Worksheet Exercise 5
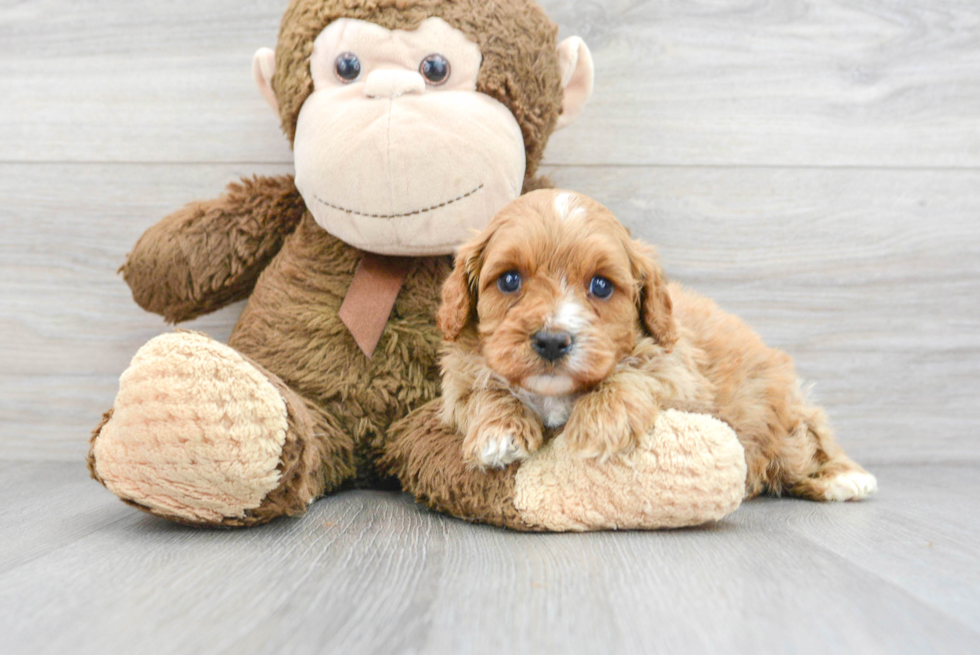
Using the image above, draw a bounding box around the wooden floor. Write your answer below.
[1,461,979,654]
[2,1,980,653]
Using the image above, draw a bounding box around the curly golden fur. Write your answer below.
[438,190,877,501]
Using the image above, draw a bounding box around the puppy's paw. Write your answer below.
[463,421,543,470]
[472,431,526,469]
[822,470,878,501]
[563,394,650,461]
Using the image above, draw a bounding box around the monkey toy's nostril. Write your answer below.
[531,330,574,363]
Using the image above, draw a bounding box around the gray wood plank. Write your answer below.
[0,0,291,164]
[544,0,980,167]
[2,1,980,167]
[774,464,980,630]
[1,463,979,655]
[2,163,977,463]
[0,461,132,575]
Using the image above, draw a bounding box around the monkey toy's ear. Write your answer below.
[555,37,594,131]
[252,47,279,115]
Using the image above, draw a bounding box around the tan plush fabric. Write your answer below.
[513,410,747,531]
[93,332,289,523]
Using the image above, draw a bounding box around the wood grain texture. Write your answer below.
[2,462,979,655]
[2,163,977,462]
[2,1,980,166]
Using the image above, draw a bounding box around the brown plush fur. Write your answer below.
[123,0,564,326]
[122,175,306,323]
[381,401,536,531]
[438,190,873,499]
[227,214,450,489]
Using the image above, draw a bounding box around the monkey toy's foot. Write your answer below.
[89,331,313,526]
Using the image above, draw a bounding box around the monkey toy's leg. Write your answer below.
[88,176,358,527]
[382,401,748,532]
[88,331,354,527]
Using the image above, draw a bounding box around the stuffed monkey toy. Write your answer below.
[87,0,747,530]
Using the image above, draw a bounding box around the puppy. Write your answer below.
[436,189,877,502]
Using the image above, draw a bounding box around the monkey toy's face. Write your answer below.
[254,9,593,257]
[294,18,522,256]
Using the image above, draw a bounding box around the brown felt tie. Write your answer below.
[339,253,414,359]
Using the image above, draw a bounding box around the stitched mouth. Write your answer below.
[313,184,484,220]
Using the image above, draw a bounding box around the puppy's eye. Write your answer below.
[497,271,522,294]
[589,276,614,299]
[420,54,450,86]
[335,52,362,82]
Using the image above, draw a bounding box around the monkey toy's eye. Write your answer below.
[589,276,614,299]
[497,271,522,294]
[420,54,451,86]
[334,52,362,83]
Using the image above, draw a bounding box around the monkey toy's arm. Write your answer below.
[122,175,306,323]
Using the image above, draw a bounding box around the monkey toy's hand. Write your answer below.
[122,175,305,323]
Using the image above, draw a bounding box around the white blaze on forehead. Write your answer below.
[553,192,585,222]
[548,298,592,335]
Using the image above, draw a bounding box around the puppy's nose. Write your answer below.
[531,330,574,362]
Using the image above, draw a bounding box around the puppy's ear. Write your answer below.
[437,239,485,341]
[629,241,679,352]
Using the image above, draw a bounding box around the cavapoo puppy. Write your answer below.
[437,189,877,501]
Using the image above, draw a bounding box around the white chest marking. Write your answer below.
[514,388,577,428]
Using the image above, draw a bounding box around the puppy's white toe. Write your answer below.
[478,433,526,469]
[823,471,878,501]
